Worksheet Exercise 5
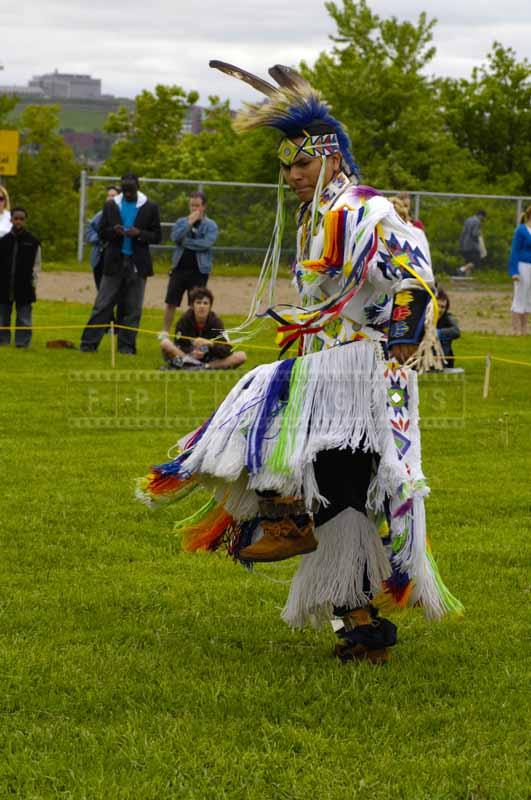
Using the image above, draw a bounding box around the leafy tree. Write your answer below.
[0,94,18,127]
[5,104,79,259]
[439,44,531,193]
[103,84,199,177]
[301,0,486,192]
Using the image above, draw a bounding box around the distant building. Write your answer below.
[0,84,45,97]
[182,106,204,135]
[28,70,102,100]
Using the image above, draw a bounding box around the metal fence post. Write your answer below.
[414,193,421,221]
[516,198,523,227]
[77,169,87,263]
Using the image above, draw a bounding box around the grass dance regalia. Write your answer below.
[137,62,462,664]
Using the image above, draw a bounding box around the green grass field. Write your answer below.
[1,300,530,799]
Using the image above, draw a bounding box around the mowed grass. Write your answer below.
[0,300,530,800]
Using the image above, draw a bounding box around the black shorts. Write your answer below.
[165,268,208,307]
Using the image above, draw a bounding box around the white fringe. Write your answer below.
[404,498,447,619]
[281,507,392,629]
[184,362,279,481]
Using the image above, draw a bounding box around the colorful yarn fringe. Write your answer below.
[136,470,198,507]
[301,209,347,273]
[245,358,295,474]
[267,357,309,474]
[179,503,235,552]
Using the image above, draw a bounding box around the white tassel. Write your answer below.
[281,507,391,629]
[406,299,445,374]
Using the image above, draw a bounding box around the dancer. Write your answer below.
[138,63,461,664]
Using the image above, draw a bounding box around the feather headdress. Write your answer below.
[210,61,359,178]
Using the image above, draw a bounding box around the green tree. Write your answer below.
[5,104,79,259]
[439,43,531,193]
[302,0,486,191]
[103,84,199,177]
[0,94,18,127]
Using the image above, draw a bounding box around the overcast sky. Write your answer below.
[1,0,529,105]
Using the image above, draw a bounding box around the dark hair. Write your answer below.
[189,287,214,306]
[189,190,207,205]
[121,173,140,187]
[476,209,487,218]
[106,185,120,193]
[436,287,450,311]
[11,206,27,217]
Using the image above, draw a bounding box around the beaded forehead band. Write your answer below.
[278,132,341,166]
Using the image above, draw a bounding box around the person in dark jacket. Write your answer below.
[0,207,41,348]
[80,174,161,354]
[159,287,246,370]
[436,288,460,368]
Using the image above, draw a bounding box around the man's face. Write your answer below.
[11,211,26,232]
[122,181,138,201]
[189,197,205,217]
[281,142,341,202]
[107,188,119,201]
[193,296,211,321]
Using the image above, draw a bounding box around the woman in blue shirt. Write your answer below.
[509,206,531,335]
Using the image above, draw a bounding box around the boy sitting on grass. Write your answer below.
[158,287,246,371]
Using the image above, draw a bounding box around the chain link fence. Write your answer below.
[78,171,530,274]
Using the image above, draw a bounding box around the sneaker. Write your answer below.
[182,355,204,368]
[160,356,184,371]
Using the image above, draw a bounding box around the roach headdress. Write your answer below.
[209,61,359,179]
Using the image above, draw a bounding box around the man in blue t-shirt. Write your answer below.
[81,173,161,354]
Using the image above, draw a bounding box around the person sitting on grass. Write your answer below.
[158,287,247,370]
[436,287,461,369]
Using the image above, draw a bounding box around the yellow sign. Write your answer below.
[0,130,20,176]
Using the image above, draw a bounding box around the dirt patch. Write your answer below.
[39,270,514,335]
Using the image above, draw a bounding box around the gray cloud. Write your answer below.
[1,0,529,105]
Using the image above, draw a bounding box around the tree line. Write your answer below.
[1,0,529,265]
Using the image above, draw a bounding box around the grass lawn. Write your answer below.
[1,301,530,799]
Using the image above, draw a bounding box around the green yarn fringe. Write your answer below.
[267,357,309,475]
[173,495,217,533]
[426,549,465,615]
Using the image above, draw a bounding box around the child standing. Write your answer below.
[0,207,41,348]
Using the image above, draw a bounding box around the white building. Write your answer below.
[28,70,102,100]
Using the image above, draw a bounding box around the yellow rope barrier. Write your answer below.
[0,323,280,353]
[1,323,530,366]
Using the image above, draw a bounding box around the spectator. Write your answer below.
[0,186,11,237]
[436,288,460,368]
[159,287,246,370]
[396,191,425,231]
[162,191,218,335]
[390,195,431,258]
[0,207,41,348]
[86,185,120,288]
[458,210,487,275]
[80,174,161,355]
[508,205,531,336]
